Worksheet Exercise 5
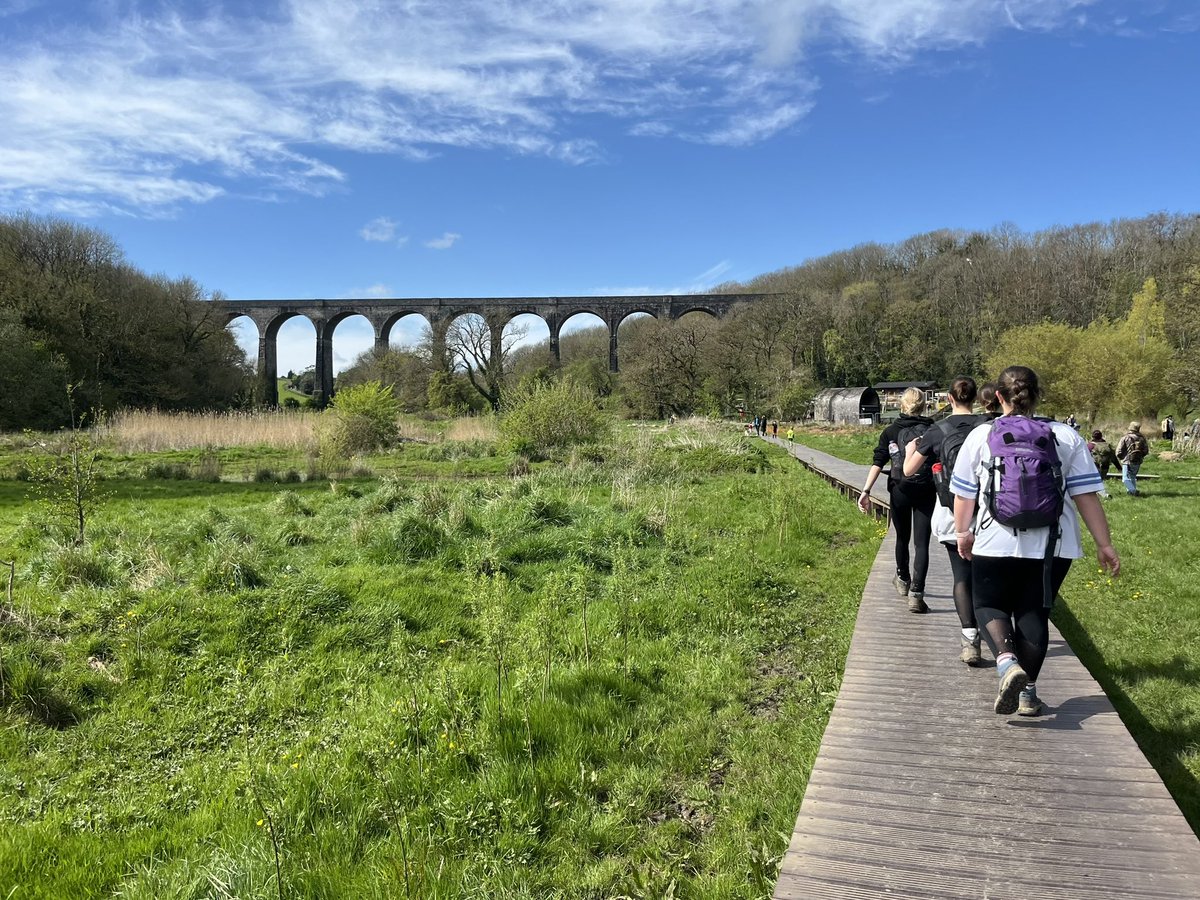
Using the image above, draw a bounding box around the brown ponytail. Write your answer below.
[996,366,1041,415]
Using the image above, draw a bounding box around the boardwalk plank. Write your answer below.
[769,438,1200,899]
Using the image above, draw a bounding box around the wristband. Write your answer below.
[955,531,973,539]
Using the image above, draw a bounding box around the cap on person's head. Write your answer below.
[1092,430,1103,440]
[1129,421,1141,432]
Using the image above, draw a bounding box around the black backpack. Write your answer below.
[890,421,934,486]
[932,416,980,507]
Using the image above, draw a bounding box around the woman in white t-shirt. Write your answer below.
[950,366,1120,717]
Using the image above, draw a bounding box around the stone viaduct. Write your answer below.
[221,293,772,407]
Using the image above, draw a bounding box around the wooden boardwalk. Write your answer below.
[768,438,1200,900]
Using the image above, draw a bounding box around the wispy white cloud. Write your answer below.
[0,0,1119,215]
[337,283,393,299]
[592,259,738,296]
[359,217,397,242]
[424,232,461,250]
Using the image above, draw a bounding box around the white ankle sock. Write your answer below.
[962,627,979,641]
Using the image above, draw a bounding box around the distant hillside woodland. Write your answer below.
[0,214,249,430]
[4,211,1199,430]
[345,212,1200,421]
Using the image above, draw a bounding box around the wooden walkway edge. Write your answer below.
[767,438,1200,899]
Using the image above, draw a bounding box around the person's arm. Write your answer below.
[858,464,883,513]
[953,496,976,559]
[903,442,929,477]
[1074,492,1120,576]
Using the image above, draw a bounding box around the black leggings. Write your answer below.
[971,555,1072,683]
[943,541,975,629]
[890,483,936,592]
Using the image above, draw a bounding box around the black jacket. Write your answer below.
[872,413,936,489]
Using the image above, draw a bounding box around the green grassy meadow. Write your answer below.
[0,424,879,899]
[792,424,1200,834]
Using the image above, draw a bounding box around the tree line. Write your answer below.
[3,209,1197,430]
[0,214,249,430]
[340,212,1200,421]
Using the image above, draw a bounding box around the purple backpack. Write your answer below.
[983,417,1065,530]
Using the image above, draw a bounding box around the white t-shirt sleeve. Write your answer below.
[1057,425,1104,496]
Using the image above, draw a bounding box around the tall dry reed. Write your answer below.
[96,410,319,453]
[96,409,500,453]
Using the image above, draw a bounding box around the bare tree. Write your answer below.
[443,314,527,410]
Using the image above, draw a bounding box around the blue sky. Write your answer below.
[2,1,1198,375]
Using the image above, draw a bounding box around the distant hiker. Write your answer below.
[786,426,795,443]
[1088,430,1117,481]
[858,387,936,613]
[952,366,1120,717]
[771,420,778,437]
[1115,422,1150,496]
[1065,413,1078,430]
[904,377,983,663]
[1163,415,1175,441]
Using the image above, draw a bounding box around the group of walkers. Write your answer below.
[750,415,779,438]
[858,367,1121,717]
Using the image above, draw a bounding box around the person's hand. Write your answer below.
[956,531,974,560]
[857,490,871,514]
[1097,544,1120,577]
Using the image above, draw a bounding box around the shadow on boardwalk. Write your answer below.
[767,438,1200,900]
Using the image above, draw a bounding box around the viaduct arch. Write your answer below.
[222,293,771,407]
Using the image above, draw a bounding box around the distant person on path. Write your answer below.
[786,426,795,443]
[952,366,1120,716]
[1116,422,1150,496]
[858,388,937,613]
[1088,430,1117,481]
[771,420,778,437]
[903,377,983,664]
[1065,413,1078,430]
[1163,415,1175,441]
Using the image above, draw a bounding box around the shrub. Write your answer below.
[320,381,400,457]
[499,380,612,457]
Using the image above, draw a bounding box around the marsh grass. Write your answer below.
[0,423,877,898]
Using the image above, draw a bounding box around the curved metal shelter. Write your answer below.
[812,387,881,425]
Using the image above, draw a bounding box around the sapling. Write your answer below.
[25,386,107,546]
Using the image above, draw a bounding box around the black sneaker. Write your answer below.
[907,591,928,613]
[892,574,910,597]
